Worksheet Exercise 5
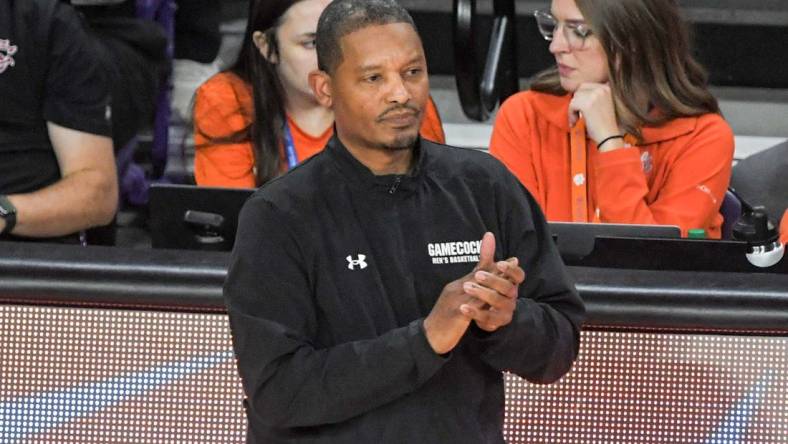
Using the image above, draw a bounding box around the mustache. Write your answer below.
[376,104,421,122]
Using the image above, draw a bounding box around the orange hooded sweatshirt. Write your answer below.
[490,91,734,238]
[193,71,446,188]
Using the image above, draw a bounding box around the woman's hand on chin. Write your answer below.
[569,83,626,151]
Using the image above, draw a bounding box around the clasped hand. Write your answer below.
[423,232,525,354]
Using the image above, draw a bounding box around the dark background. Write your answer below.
[216,1,788,88]
[411,12,788,89]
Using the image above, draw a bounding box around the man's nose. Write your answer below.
[386,75,412,103]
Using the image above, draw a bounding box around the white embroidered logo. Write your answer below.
[427,240,481,265]
[696,184,717,204]
[346,254,368,270]
[0,39,18,74]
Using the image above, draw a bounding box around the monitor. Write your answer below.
[149,184,254,251]
[549,222,681,259]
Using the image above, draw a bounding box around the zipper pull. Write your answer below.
[388,176,402,194]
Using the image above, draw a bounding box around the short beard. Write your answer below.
[380,132,418,151]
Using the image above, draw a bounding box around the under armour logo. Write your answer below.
[0,39,18,74]
[346,254,368,270]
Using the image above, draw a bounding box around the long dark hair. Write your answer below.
[228,0,299,185]
[530,0,719,141]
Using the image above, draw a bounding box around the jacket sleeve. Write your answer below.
[488,94,542,203]
[42,2,112,138]
[193,75,257,188]
[470,165,585,384]
[593,114,734,237]
[224,196,448,428]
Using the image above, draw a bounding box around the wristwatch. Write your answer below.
[0,194,17,235]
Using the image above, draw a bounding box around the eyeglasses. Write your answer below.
[533,10,593,51]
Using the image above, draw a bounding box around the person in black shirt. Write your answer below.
[224,1,585,442]
[0,0,117,241]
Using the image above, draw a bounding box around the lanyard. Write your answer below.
[569,119,637,222]
[283,122,298,170]
[570,118,590,222]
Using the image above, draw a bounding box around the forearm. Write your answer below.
[232,313,446,428]
[7,168,117,237]
[593,149,657,223]
[193,144,256,188]
[594,115,734,236]
[594,147,731,235]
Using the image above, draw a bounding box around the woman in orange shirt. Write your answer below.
[489,0,734,238]
[194,0,445,188]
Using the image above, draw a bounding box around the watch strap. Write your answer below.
[0,194,17,235]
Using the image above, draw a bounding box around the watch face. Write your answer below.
[0,197,15,217]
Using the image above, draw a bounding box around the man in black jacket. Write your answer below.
[224,1,585,442]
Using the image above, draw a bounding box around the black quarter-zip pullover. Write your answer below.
[225,136,585,443]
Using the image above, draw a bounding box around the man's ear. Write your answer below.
[309,69,333,108]
[252,30,277,64]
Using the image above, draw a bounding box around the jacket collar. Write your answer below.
[325,134,425,194]
[530,91,698,145]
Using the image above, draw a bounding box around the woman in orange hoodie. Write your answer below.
[489,0,734,238]
[193,0,445,188]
